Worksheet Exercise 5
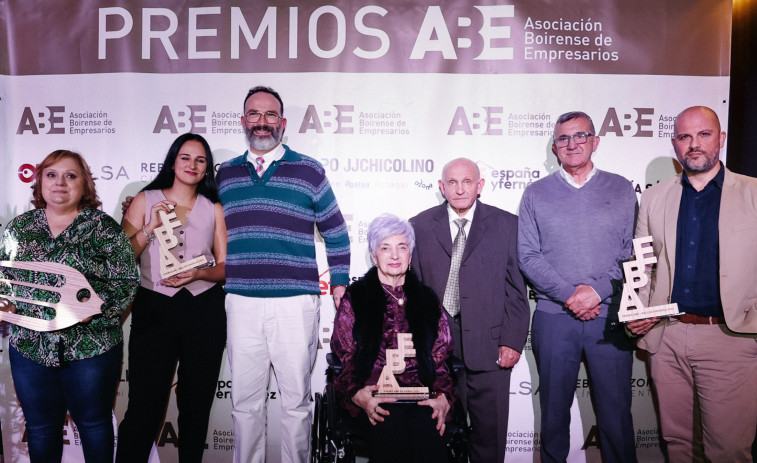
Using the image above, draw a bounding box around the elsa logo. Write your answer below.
[18,164,36,183]
[16,106,66,134]
[153,105,207,134]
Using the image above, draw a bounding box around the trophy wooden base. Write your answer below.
[373,390,439,402]
[160,255,208,279]
[618,303,684,323]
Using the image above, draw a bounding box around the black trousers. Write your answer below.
[348,402,448,463]
[116,284,226,463]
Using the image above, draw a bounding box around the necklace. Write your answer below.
[382,285,405,306]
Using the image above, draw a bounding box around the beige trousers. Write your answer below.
[649,319,757,463]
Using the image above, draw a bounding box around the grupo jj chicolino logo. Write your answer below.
[16,106,116,135]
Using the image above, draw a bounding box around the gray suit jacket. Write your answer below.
[410,201,530,371]
[636,167,757,353]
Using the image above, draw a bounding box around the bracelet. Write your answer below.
[141,225,155,244]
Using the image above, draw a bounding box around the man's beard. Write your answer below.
[678,148,719,173]
[245,124,283,151]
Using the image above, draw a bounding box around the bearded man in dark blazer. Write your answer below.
[410,157,530,462]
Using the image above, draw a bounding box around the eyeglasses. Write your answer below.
[554,132,594,148]
[245,111,281,124]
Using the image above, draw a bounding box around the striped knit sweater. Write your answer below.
[217,145,351,297]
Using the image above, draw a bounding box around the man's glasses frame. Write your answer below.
[245,111,281,124]
[553,132,594,148]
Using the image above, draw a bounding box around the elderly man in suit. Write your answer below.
[410,157,530,462]
[518,111,638,463]
[628,106,757,462]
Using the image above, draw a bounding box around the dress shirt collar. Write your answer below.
[559,165,597,189]
[446,200,476,239]
[680,161,725,191]
[246,143,285,173]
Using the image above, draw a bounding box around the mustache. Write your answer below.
[250,125,274,135]
[687,148,705,155]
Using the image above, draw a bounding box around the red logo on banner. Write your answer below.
[18,164,36,183]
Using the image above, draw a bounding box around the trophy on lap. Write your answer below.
[373,332,437,402]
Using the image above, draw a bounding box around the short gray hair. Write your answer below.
[367,214,416,256]
[553,111,595,138]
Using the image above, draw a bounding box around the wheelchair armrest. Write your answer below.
[448,355,464,375]
[326,352,343,376]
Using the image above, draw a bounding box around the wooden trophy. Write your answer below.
[617,236,683,322]
[154,206,209,280]
[373,333,436,401]
[0,260,104,331]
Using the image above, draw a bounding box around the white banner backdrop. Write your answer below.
[0,0,731,461]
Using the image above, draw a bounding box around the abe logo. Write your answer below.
[448,106,507,135]
[16,106,66,135]
[410,5,514,60]
[298,105,354,134]
[597,107,655,138]
[153,105,207,134]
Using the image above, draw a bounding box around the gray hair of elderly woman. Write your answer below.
[367,214,416,256]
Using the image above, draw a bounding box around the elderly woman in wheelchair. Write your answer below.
[330,214,455,462]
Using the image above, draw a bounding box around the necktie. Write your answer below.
[443,218,468,317]
[255,156,264,174]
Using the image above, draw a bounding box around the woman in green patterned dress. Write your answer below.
[0,150,139,462]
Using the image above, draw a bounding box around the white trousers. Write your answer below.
[226,293,320,463]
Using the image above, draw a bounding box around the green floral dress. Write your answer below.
[0,208,139,367]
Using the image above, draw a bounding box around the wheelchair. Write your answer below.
[311,353,469,463]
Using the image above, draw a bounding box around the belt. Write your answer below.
[673,314,725,325]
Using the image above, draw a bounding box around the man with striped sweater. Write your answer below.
[217,86,351,463]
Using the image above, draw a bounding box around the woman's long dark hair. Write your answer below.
[141,133,219,203]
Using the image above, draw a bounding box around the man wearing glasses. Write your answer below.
[517,111,638,462]
[217,86,351,463]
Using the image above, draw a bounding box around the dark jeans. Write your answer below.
[10,343,122,463]
[116,284,226,463]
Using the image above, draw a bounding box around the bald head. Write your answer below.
[442,158,481,183]
[439,158,484,216]
[674,106,721,137]
[671,105,725,176]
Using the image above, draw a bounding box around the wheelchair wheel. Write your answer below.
[311,392,327,463]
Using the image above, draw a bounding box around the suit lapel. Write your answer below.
[462,201,484,263]
[432,204,453,257]
[663,177,682,285]
[718,168,734,236]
